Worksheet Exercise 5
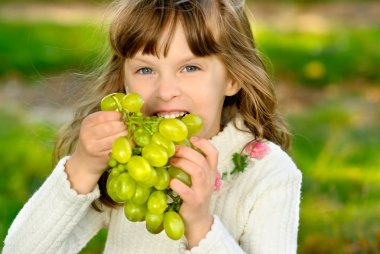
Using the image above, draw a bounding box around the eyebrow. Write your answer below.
[127,57,155,65]
[129,55,206,66]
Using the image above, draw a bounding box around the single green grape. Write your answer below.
[142,143,168,168]
[168,165,192,187]
[147,190,168,214]
[124,202,147,222]
[131,185,152,205]
[133,128,152,147]
[154,167,170,191]
[139,168,158,188]
[106,170,123,203]
[126,156,153,183]
[181,113,203,137]
[108,157,118,168]
[112,136,132,164]
[163,211,185,240]
[151,132,175,157]
[100,93,125,111]
[145,211,164,234]
[159,118,188,142]
[115,172,136,202]
[122,92,144,113]
[117,163,126,172]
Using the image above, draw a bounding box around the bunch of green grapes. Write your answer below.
[100,92,203,240]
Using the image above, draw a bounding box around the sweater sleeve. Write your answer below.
[179,215,245,254]
[3,156,108,254]
[240,167,302,253]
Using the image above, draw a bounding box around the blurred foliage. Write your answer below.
[0,21,106,81]
[257,27,380,87]
[0,109,56,246]
[1,19,379,87]
[287,92,380,253]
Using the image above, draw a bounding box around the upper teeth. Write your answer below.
[157,112,187,118]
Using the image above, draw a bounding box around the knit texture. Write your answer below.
[3,118,302,254]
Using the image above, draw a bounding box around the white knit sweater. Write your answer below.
[3,118,302,254]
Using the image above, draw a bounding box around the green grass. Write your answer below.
[0,21,107,81]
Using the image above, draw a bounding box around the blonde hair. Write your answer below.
[54,0,290,209]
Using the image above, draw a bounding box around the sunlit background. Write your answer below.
[0,0,379,253]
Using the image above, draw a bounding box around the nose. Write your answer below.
[155,73,181,102]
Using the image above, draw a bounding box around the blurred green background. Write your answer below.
[0,0,379,253]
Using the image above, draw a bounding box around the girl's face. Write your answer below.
[124,24,239,139]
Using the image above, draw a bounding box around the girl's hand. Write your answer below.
[169,136,218,248]
[65,111,127,194]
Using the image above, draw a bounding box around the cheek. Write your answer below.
[197,108,223,138]
[128,85,148,99]
[129,89,152,115]
[198,120,218,139]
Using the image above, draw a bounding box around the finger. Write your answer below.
[90,121,127,140]
[170,157,209,189]
[173,145,206,167]
[189,137,218,172]
[84,111,123,127]
[82,128,127,155]
[97,130,129,152]
[170,178,195,203]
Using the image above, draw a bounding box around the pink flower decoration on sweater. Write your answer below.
[213,171,222,191]
[244,141,269,159]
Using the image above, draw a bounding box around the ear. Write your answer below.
[224,79,241,96]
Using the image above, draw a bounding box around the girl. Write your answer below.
[3,0,302,253]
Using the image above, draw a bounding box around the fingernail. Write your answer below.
[190,136,199,142]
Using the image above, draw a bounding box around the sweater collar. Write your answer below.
[209,117,253,174]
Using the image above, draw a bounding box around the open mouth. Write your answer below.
[155,111,189,119]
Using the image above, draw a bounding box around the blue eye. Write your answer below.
[137,67,153,75]
[183,65,199,72]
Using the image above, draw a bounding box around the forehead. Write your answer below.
[111,1,221,58]
[139,23,194,58]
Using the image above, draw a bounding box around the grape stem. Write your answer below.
[111,95,124,112]
[121,112,160,139]
[165,189,182,213]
